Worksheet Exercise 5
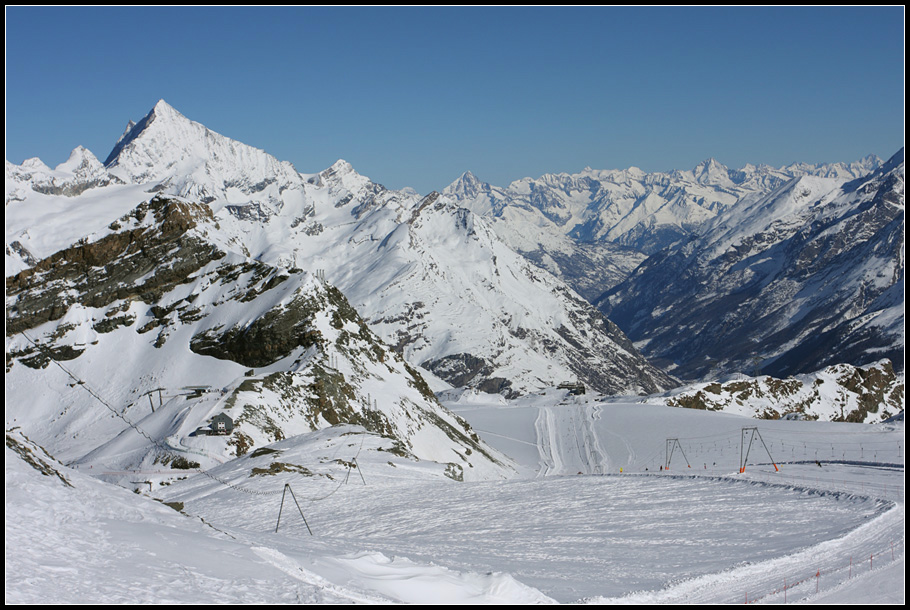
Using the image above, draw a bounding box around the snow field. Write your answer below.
[445,393,904,603]
[6,391,904,604]
[143,395,903,603]
[290,474,892,603]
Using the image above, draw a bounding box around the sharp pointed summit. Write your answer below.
[102,100,181,167]
[443,170,493,200]
[693,157,732,186]
[102,100,304,205]
[151,97,180,116]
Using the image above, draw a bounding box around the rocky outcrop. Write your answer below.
[6,196,222,337]
[654,360,904,423]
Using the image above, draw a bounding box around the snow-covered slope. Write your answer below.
[6,100,677,397]
[600,149,905,381]
[6,194,514,481]
[5,427,545,604]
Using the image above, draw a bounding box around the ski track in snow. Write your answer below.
[534,404,613,476]
[534,407,558,475]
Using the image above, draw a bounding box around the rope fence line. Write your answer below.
[651,435,903,458]
[742,538,904,604]
[629,465,905,504]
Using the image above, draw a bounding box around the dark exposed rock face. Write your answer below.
[421,353,520,398]
[422,353,495,389]
[190,293,323,368]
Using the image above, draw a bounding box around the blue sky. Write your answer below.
[5,6,905,194]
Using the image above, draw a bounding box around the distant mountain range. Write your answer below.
[600,150,904,380]
[442,148,903,382]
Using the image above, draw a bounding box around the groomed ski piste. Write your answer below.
[6,388,904,604]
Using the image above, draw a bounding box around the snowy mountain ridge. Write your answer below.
[440,154,883,304]
[6,99,677,398]
[443,153,881,256]
[103,99,309,211]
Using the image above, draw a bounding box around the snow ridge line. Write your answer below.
[251,547,392,604]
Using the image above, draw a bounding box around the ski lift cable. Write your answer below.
[18,329,287,496]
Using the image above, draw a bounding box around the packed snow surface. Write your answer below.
[6,391,904,604]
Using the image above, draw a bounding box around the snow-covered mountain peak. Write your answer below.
[6,146,121,204]
[150,97,182,118]
[114,120,137,149]
[326,158,355,175]
[456,170,480,185]
[444,170,491,199]
[20,157,51,172]
[317,158,377,199]
[442,172,507,217]
[693,157,732,186]
[102,100,183,167]
[319,159,368,187]
[56,146,103,174]
[860,152,884,167]
[101,100,305,208]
